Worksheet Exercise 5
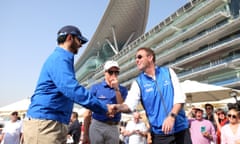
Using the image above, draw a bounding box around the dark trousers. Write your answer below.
[151,128,192,144]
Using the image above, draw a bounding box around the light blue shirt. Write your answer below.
[27,47,107,124]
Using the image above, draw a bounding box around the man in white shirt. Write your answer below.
[124,111,148,144]
[0,111,23,144]
[113,47,192,144]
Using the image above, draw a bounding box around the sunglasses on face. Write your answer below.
[107,70,119,76]
[227,114,237,119]
[136,55,143,60]
[217,112,224,116]
[206,107,212,110]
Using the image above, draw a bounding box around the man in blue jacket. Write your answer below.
[114,47,192,144]
[23,25,112,144]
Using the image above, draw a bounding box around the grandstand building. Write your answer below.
[75,0,240,91]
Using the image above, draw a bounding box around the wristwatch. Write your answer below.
[169,112,177,118]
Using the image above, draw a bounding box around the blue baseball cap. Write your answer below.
[57,25,88,44]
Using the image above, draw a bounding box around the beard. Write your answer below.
[70,42,79,54]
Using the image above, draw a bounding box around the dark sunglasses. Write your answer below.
[227,114,237,119]
[136,55,143,59]
[217,112,224,115]
[107,70,119,76]
[206,107,212,110]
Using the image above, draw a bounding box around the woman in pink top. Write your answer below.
[221,108,240,144]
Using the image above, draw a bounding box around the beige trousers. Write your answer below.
[23,119,68,144]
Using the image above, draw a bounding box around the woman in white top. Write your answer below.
[221,107,240,144]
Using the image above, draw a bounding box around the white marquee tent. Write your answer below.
[0,98,86,117]
[181,80,240,103]
[0,98,30,115]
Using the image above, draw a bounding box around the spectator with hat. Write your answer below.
[83,60,128,144]
[189,108,216,144]
[23,25,114,144]
[0,111,23,144]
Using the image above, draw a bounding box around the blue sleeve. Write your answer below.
[48,55,107,114]
[89,85,97,96]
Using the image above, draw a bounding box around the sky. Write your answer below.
[0,0,189,107]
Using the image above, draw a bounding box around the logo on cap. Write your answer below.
[57,25,88,44]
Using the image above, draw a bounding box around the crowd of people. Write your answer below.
[0,25,239,144]
[0,104,239,144]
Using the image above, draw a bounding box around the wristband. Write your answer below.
[169,112,177,118]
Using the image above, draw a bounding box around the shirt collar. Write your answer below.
[101,80,110,88]
[55,47,74,58]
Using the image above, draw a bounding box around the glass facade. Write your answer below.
[76,0,240,91]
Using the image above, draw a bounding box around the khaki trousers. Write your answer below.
[23,119,68,144]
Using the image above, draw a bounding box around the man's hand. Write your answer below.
[106,104,117,117]
[110,104,131,113]
[202,131,212,140]
[162,116,175,134]
[110,78,119,89]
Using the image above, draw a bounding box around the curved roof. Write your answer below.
[75,0,149,70]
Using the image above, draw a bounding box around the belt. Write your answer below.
[93,119,119,125]
[105,121,119,125]
[103,121,119,125]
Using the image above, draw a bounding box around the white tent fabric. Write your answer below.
[0,98,30,113]
[181,80,240,103]
[0,99,86,117]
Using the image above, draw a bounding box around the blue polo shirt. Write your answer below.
[90,80,128,122]
[27,47,108,124]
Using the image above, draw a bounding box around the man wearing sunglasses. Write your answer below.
[23,25,114,144]
[204,103,216,130]
[0,111,23,144]
[113,47,192,144]
[83,60,128,144]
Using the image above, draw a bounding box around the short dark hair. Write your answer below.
[137,47,156,63]
[57,35,67,44]
[11,111,18,116]
[72,111,78,118]
[205,103,214,110]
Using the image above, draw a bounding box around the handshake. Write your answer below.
[106,104,129,117]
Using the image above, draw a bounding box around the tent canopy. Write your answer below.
[0,98,30,113]
[0,99,86,117]
[181,80,240,103]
